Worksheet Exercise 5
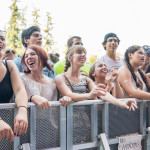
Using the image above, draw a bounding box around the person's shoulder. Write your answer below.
[44,75,55,84]
[95,54,106,63]
[118,65,129,74]
[55,73,64,80]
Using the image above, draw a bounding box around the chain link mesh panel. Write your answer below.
[109,103,140,139]
[0,108,14,150]
[73,105,91,144]
[97,104,102,134]
[36,107,60,149]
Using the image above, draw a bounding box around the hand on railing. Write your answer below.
[119,99,138,111]
[0,119,14,143]
[59,96,72,107]
[31,95,51,109]
[14,107,28,136]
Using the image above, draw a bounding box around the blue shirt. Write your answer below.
[14,56,56,79]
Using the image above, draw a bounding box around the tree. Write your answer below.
[32,8,40,26]
[43,12,54,52]
[6,0,26,56]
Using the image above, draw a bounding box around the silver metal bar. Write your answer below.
[60,106,67,150]
[66,105,73,150]
[91,104,98,142]
[30,105,36,150]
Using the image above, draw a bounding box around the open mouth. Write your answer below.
[28,61,35,67]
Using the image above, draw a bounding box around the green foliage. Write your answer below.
[32,8,40,26]
[43,12,54,52]
[6,0,26,56]
[5,0,54,55]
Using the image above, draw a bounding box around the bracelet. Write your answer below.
[18,106,28,110]
[30,95,34,102]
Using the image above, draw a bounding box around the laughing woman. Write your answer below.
[89,61,124,98]
[21,45,71,108]
[0,30,28,142]
[118,45,150,99]
[55,45,137,110]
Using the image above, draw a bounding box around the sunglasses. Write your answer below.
[5,49,16,55]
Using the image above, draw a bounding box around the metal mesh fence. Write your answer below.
[97,104,103,135]
[35,107,60,149]
[0,108,14,150]
[109,103,140,139]
[73,105,91,144]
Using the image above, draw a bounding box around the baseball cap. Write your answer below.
[142,45,150,54]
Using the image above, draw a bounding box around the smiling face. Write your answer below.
[129,48,145,66]
[104,37,118,52]
[69,48,87,67]
[92,61,108,78]
[0,32,6,59]
[25,48,40,72]
[25,31,42,48]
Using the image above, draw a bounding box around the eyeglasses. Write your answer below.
[5,49,16,55]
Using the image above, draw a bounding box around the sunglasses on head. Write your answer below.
[5,49,16,55]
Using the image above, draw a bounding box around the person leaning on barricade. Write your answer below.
[20,44,72,108]
[89,61,125,98]
[55,45,137,110]
[118,45,150,99]
[0,30,28,142]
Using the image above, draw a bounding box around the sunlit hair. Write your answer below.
[64,45,87,72]
[89,62,97,81]
[124,45,150,91]
[21,45,54,74]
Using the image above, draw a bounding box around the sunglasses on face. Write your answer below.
[5,49,16,55]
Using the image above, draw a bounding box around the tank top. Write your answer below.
[0,61,13,103]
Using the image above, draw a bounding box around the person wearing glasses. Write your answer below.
[96,33,125,74]
[14,26,56,79]
[54,36,91,77]
[2,48,17,60]
[118,45,150,99]
[0,30,28,142]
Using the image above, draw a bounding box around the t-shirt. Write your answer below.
[96,54,125,73]
[14,56,56,79]
[54,60,91,76]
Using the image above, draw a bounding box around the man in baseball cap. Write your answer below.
[96,32,124,73]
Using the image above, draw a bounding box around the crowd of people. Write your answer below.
[1,25,150,143]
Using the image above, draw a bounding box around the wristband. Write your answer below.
[18,106,27,110]
[30,95,34,102]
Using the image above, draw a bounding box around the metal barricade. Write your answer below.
[0,99,149,150]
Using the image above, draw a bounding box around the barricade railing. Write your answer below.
[0,99,149,150]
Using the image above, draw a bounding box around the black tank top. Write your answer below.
[0,61,13,103]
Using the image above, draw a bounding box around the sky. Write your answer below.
[1,0,150,60]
